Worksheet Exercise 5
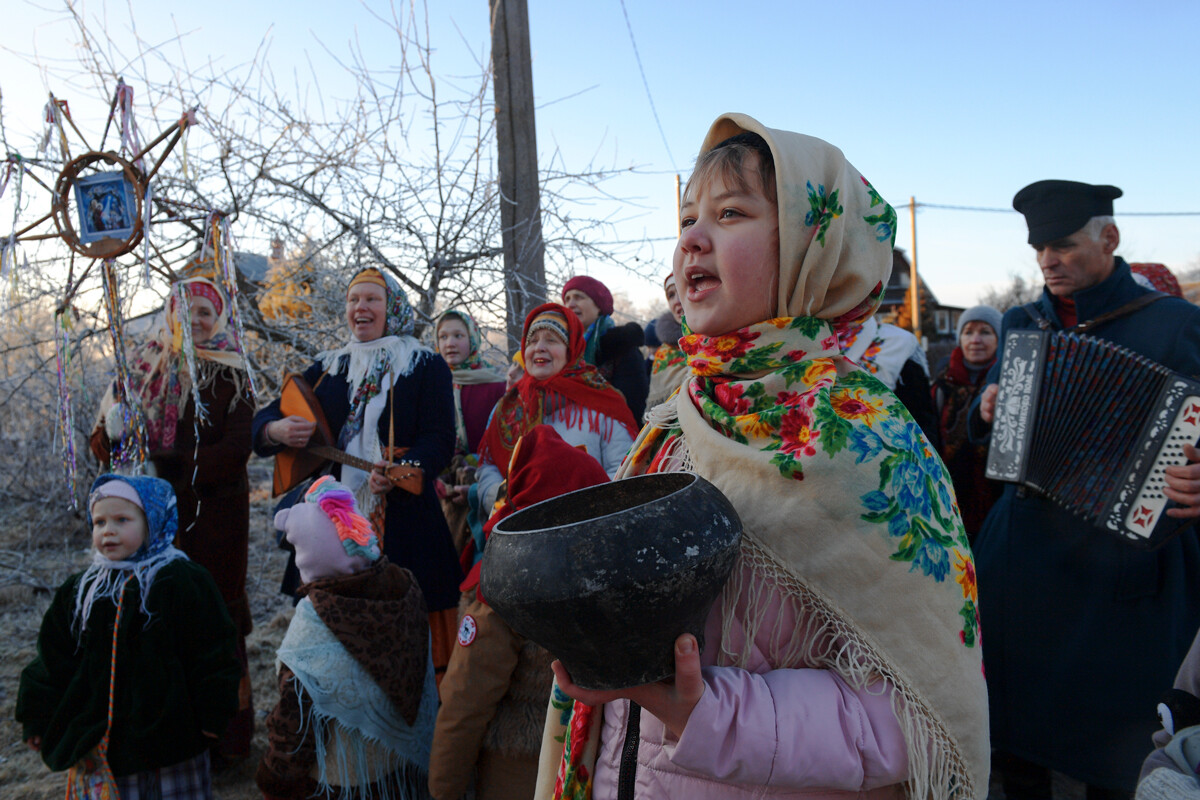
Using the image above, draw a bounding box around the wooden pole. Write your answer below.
[909,196,921,342]
[675,173,682,235]
[490,0,546,355]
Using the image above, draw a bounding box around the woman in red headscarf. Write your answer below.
[473,303,640,518]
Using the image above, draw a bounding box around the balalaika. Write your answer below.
[986,330,1200,550]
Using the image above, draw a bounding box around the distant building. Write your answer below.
[178,248,268,284]
[877,249,964,344]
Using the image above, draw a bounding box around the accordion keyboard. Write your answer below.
[1125,397,1200,538]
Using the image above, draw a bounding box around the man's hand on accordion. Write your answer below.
[1164,443,1200,520]
[980,384,999,424]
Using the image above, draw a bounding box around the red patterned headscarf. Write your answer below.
[1130,262,1183,298]
[478,302,639,478]
[181,280,224,316]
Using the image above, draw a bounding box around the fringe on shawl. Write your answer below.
[189,360,250,414]
[71,547,189,639]
[543,392,616,442]
[316,336,429,390]
[631,398,977,800]
[318,338,432,515]
[291,676,430,800]
[718,537,975,800]
[637,393,689,474]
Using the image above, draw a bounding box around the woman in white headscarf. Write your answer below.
[253,267,463,685]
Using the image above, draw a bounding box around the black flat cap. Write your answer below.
[1012,180,1123,245]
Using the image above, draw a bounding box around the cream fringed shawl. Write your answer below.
[665,330,987,799]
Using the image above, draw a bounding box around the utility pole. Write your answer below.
[909,196,922,343]
[675,174,682,235]
[490,0,546,354]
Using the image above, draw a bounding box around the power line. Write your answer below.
[617,0,677,170]
[590,204,1200,246]
[909,201,1200,216]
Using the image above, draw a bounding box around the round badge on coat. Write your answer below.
[457,614,477,647]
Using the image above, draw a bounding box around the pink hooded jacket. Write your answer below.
[589,561,910,799]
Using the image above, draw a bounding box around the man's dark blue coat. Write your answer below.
[971,258,1200,791]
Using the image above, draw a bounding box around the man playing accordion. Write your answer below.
[971,180,1200,799]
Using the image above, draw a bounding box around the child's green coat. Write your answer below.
[16,559,240,776]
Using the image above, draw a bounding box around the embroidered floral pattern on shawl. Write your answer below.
[613,319,985,798]
[836,322,884,373]
[650,343,686,376]
[627,317,980,649]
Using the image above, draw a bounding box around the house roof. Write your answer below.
[881,249,940,307]
[178,249,269,284]
[233,251,268,283]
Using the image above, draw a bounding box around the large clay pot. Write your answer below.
[481,472,742,690]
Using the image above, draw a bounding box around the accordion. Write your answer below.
[985,330,1200,550]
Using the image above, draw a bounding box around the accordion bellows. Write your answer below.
[987,330,1200,549]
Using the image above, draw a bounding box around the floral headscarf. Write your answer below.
[74,474,187,636]
[348,266,415,337]
[99,277,247,454]
[836,316,927,390]
[541,115,987,800]
[698,116,898,322]
[645,274,689,415]
[435,309,505,384]
[1130,262,1184,298]
[478,303,638,479]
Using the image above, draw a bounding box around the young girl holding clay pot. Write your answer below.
[539,114,989,800]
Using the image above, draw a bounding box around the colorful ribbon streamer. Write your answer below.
[101,260,148,471]
[54,310,78,508]
[204,213,259,403]
[111,79,145,173]
[174,282,210,427]
[141,182,153,289]
[40,96,71,162]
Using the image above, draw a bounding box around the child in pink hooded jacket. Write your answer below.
[537,115,990,800]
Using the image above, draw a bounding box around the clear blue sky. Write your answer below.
[3,0,1198,309]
